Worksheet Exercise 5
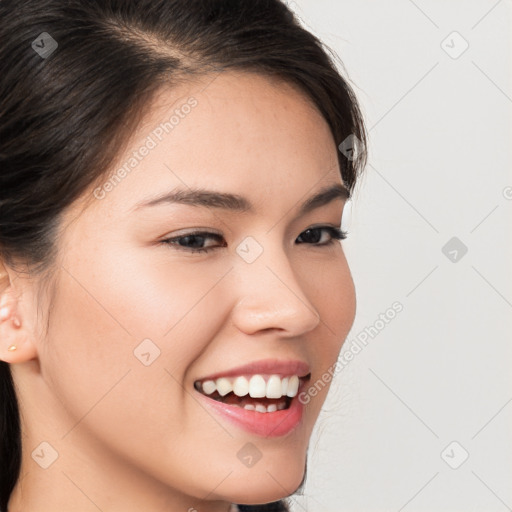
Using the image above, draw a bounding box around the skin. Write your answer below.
[0,70,356,512]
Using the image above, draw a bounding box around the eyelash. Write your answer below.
[160,226,348,254]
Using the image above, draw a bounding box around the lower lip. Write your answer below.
[195,383,307,438]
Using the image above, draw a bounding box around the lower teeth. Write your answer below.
[242,402,287,413]
[198,388,291,412]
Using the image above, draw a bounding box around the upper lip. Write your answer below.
[194,359,311,382]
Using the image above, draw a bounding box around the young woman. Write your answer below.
[0,1,368,510]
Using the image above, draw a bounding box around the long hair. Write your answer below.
[0,1,368,510]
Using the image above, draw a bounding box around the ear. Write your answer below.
[0,260,38,364]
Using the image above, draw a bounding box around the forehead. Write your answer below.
[144,69,334,151]
[70,70,341,223]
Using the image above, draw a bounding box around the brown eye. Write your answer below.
[296,226,347,245]
[160,231,226,254]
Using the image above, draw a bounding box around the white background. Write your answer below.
[285,1,512,511]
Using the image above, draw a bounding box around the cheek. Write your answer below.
[41,248,229,426]
[306,250,356,344]
[39,265,217,474]
[40,270,147,426]
[302,252,356,409]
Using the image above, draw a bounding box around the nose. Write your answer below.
[230,238,321,338]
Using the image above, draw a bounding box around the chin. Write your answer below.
[223,459,306,505]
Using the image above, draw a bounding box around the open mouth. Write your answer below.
[193,373,311,413]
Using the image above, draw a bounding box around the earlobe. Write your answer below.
[0,301,37,364]
[0,262,38,363]
[0,302,35,363]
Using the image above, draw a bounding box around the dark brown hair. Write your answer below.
[0,0,368,510]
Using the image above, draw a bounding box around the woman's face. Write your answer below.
[15,71,356,509]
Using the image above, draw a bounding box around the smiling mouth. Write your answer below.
[193,373,311,413]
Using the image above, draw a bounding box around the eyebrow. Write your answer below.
[132,183,350,216]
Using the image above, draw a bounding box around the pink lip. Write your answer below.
[195,358,311,382]
[195,378,309,438]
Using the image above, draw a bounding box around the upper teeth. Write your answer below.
[198,374,301,399]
